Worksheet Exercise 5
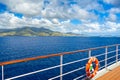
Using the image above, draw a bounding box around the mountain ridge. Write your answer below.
[0,27,80,36]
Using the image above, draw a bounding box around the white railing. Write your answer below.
[0,44,120,80]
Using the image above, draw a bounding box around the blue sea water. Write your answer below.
[0,36,120,80]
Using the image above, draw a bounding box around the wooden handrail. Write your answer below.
[0,44,119,66]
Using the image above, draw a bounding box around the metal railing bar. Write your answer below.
[6,64,61,80]
[89,44,117,50]
[95,52,105,58]
[99,65,105,70]
[117,49,120,54]
[1,44,120,80]
[107,60,116,66]
[62,66,85,76]
[107,55,116,60]
[2,65,4,80]
[63,57,89,66]
[5,58,88,80]
[60,55,63,80]
[49,66,85,80]
[0,44,119,66]
[95,50,116,58]
[88,50,91,58]
[73,74,86,80]
[99,59,105,63]
[48,75,60,80]
[5,53,118,80]
[107,50,116,54]
[116,45,119,63]
[105,47,108,68]
[0,49,88,66]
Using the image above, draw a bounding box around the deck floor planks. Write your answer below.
[96,66,120,80]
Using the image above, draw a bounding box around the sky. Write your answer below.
[0,0,120,36]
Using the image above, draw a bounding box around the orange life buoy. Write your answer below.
[86,57,99,79]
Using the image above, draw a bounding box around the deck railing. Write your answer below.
[0,44,120,80]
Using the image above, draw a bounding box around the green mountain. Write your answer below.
[0,27,80,36]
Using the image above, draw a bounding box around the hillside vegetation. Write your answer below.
[0,27,80,36]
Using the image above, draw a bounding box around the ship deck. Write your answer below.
[96,66,120,80]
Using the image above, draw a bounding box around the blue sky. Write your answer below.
[0,0,120,36]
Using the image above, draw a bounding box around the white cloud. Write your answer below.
[68,21,120,34]
[52,18,60,24]
[106,13,117,22]
[0,12,53,29]
[0,0,98,20]
[0,0,120,36]
[0,0,44,16]
[101,21,120,34]
[109,8,120,13]
[0,12,119,36]
[76,0,103,11]
[84,22,100,32]
[104,0,120,7]
[71,5,97,20]
[0,12,21,28]
[72,29,80,33]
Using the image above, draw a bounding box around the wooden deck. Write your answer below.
[96,66,120,80]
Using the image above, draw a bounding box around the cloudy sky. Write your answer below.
[0,0,120,36]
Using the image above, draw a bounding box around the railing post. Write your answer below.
[116,45,118,63]
[88,50,91,58]
[105,47,108,68]
[60,55,63,80]
[2,65,4,80]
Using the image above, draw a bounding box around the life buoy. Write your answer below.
[86,57,99,79]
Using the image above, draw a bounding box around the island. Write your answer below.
[0,27,80,36]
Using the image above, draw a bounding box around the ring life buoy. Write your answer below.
[86,57,99,79]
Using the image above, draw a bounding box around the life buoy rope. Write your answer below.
[86,57,99,79]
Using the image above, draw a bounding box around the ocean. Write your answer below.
[0,36,120,80]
